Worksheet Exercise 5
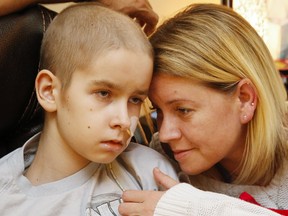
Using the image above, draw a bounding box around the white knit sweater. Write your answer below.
[154,183,281,216]
[150,133,288,216]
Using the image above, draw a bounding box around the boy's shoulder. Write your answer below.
[124,142,167,160]
[117,142,178,188]
[121,142,177,175]
[0,147,24,190]
[0,133,39,178]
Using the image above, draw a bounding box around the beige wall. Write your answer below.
[150,0,220,23]
[45,0,220,24]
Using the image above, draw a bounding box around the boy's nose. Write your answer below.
[110,105,131,131]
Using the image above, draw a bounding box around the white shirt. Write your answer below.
[0,133,178,216]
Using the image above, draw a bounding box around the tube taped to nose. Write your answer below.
[125,116,138,145]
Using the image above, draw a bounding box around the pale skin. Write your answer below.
[119,73,258,215]
[0,0,158,35]
[24,49,152,185]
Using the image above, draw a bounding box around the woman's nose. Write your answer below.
[158,117,181,143]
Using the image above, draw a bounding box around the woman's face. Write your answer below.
[148,73,247,175]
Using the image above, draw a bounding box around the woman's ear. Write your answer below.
[35,70,59,112]
[237,78,258,124]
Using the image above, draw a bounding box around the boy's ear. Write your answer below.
[237,78,258,124]
[35,69,59,112]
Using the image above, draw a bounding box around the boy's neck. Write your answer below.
[24,132,90,185]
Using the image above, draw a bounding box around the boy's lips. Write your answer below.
[100,139,125,152]
[109,139,123,144]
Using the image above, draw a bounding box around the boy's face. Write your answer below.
[54,49,153,165]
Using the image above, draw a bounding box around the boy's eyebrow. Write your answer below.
[90,80,119,89]
[90,80,149,95]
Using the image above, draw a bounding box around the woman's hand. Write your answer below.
[100,0,158,35]
[118,168,178,216]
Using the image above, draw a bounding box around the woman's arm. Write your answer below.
[0,0,158,35]
[0,0,69,16]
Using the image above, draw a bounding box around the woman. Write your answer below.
[119,3,288,216]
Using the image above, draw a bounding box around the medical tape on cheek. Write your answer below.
[125,116,139,146]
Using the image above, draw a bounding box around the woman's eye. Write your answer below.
[177,107,192,114]
[129,97,143,105]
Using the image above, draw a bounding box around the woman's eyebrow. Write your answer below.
[166,99,196,106]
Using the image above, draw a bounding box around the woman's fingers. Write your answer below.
[118,168,178,215]
[119,190,165,216]
[153,167,178,189]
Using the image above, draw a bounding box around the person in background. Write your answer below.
[0,3,177,215]
[0,0,158,35]
[119,3,288,216]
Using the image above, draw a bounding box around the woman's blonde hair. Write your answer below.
[150,3,288,185]
[39,2,153,89]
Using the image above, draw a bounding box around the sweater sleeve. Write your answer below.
[154,183,281,216]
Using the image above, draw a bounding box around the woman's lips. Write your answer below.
[173,149,191,161]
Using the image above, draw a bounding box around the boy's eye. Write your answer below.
[129,97,143,105]
[96,90,110,98]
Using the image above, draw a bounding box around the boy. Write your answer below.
[0,3,177,215]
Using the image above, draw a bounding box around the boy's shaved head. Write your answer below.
[40,2,153,89]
